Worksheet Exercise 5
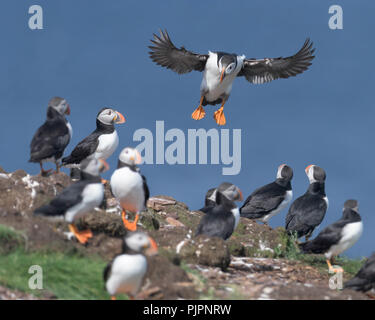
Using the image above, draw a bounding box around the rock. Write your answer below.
[147,196,177,211]
[178,236,231,271]
[166,217,185,227]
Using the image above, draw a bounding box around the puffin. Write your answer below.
[34,158,108,244]
[149,29,315,125]
[110,147,149,231]
[285,165,328,241]
[299,200,363,273]
[240,164,293,225]
[195,185,243,240]
[344,253,375,293]
[199,182,243,213]
[104,232,158,300]
[29,97,72,175]
[62,108,125,179]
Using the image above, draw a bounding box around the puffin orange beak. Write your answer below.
[305,164,313,174]
[114,111,126,124]
[220,68,225,83]
[236,188,243,202]
[99,159,110,172]
[130,150,142,164]
[65,104,71,115]
[145,237,158,256]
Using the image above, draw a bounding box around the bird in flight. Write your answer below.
[149,29,315,126]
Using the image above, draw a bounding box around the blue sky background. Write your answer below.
[0,1,374,258]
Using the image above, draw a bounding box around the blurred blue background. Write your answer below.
[0,1,374,258]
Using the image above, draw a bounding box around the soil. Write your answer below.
[0,168,371,300]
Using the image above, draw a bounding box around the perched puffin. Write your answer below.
[195,185,243,240]
[104,232,158,300]
[300,200,363,273]
[34,158,108,244]
[344,253,375,292]
[199,182,243,213]
[240,164,293,225]
[29,97,72,175]
[110,147,149,231]
[285,165,328,241]
[62,108,125,178]
[149,29,315,125]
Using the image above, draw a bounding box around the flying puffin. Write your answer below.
[104,232,158,300]
[240,164,293,225]
[62,108,125,179]
[199,182,243,213]
[285,165,328,241]
[110,147,149,231]
[344,252,375,292]
[149,29,315,125]
[300,200,363,273]
[34,158,108,244]
[195,185,243,240]
[29,97,72,175]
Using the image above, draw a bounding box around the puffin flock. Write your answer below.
[21,29,373,299]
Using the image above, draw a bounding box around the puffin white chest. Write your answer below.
[201,52,243,102]
[326,221,363,258]
[65,182,104,223]
[95,131,119,160]
[106,254,147,296]
[262,190,293,223]
[110,167,145,213]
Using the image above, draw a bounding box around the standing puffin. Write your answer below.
[240,164,293,225]
[62,108,125,178]
[104,232,158,300]
[344,253,375,292]
[300,200,363,273]
[199,182,243,213]
[110,147,149,231]
[34,158,108,244]
[149,29,315,125]
[195,185,243,240]
[285,165,328,241]
[29,97,72,175]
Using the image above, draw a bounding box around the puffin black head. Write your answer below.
[305,165,326,184]
[344,199,358,210]
[48,97,70,116]
[342,199,361,221]
[217,53,237,83]
[122,232,158,256]
[204,188,217,206]
[217,182,243,202]
[96,108,126,126]
[276,164,293,181]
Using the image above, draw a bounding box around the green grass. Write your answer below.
[0,249,128,300]
[0,224,26,253]
[273,231,365,276]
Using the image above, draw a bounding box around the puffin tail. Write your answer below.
[344,277,368,291]
[298,241,313,254]
[34,204,62,217]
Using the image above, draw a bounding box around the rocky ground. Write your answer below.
[0,166,372,300]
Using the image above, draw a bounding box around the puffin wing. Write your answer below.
[299,220,347,254]
[286,195,327,231]
[48,181,88,211]
[62,133,99,165]
[30,121,70,161]
[240,183,285,218]
[149,29,208,74]
[238,38,315,84]
[195,208,234,240]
